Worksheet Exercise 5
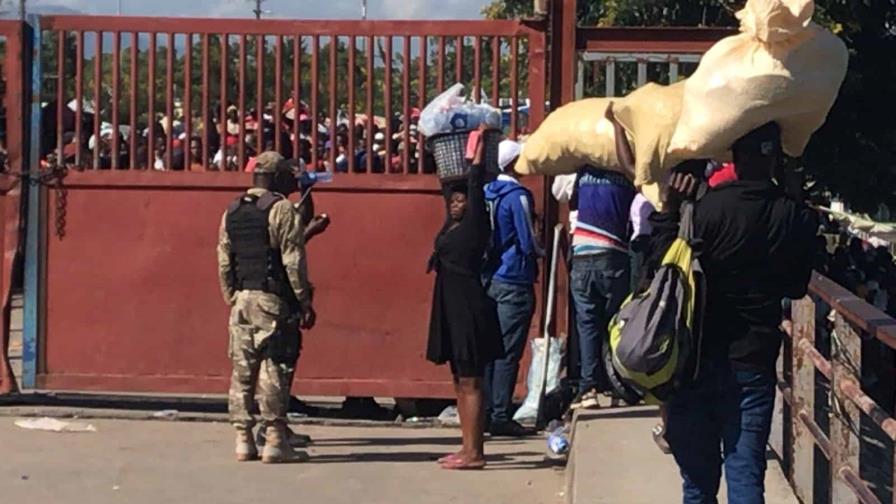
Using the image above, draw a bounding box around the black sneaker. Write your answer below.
[489,420,535,438]
[570,389,601,410]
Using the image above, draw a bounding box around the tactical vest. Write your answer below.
[225,191,289,295]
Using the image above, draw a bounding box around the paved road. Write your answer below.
[0,418,563,504]
[569,406,799,504]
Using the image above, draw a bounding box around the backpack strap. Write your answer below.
[227,193,260,214]
[256,191,285,211]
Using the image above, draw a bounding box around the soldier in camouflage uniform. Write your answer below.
[217,151,315,463]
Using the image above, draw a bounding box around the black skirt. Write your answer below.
[426,268,502,375]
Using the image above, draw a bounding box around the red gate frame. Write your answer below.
[30,16,547,398]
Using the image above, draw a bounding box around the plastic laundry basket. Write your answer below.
[427,129,501,182]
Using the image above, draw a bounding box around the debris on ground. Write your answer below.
[437,406,459,427]
[152,410,179,420]
[15,417,96,433]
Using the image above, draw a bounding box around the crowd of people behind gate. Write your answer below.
[39,98,437,174]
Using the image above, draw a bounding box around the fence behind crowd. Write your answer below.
[784,273,896,504]
[38,16,542,174]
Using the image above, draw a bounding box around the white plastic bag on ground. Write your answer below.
[513,337,564,424]
[15,417,97,433]
[667,0,848,159]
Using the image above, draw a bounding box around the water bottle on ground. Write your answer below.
[547,422,570,456]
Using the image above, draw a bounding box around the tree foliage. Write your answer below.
[483,0,896,213]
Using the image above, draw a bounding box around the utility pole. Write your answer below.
[18,0,24,20]
[253,0,264,19]
[361,0,367,20]
[117,0,122,16]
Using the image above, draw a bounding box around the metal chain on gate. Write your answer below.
[6,153,70,239]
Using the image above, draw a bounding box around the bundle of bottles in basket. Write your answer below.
[418,83,502,138]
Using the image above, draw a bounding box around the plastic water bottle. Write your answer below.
[298,171,334,188]
[548,427,570,456]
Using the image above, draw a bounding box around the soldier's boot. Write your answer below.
[255,425,312,448]
[235,429,258,462]
[261,425,310,464]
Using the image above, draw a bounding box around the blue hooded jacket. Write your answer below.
[484,175,543,285]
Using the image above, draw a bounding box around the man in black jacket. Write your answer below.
[650,122,817,504]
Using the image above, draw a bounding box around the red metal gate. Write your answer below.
[0,20,26,395]
[28,16,546,397]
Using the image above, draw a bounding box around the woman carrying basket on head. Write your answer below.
[426,124,502,470]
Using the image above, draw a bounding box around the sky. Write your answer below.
[14,0,494,19]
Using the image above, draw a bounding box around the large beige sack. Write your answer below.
[614,80,687,189]
[515,98,631,178]
[667,0,848,159]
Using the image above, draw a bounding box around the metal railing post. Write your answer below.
[832,313,863,504]
[791,297,816,504]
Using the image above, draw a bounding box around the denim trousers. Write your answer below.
[666,363,777,504]
[570,251,631,393]
[483,281,535,424]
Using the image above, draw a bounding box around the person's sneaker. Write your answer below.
[261,425,311,464]
[570,389,601,410]
[255,425,311,448]
[489,420,536,438]
[235,429,258,462]
[652,423,672,455]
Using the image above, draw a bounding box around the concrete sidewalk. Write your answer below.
[566,407,799,504]
[0,418,564,504]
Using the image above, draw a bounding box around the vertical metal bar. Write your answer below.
[437,36,445,93]
[328,36,337,171]
[510,36,519,139]
[831,313,862,504]
[148,33,156,170]
[365,35,373,173]
[292,35,300,162]
[637,57,648,87]
[238,34,247,170]
[575,60,584,100]
[455,36,463,84]
[219,34,228,171]
[418,36,427,174]
[93,32,103,169]
[55,32,65,162]
[526,28,546,133]
[401,35,410,174]
[491,36,500,106]
[129,32,137,169]
[165,32,174,170]
[184,34,193,169]
[473,36,482,103]
[383,36,393,172]
[605,57,616,98]
[75,30,84,167]
[311,35,319,170]
[669,57,680,84]
[23,18,44,390]
[274,36,283,154]
[256,35,264,155]
[111,31,120,169]
[791,297,816,504]
[201,34,209,170]
[347,36,356,173]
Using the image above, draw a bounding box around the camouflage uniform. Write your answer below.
[217,152,312,434]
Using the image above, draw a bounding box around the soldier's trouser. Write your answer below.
[228,291,299,431]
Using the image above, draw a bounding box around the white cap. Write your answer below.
[498,139,523,172]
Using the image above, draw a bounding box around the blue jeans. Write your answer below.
[570,252,630,393]
[483,281,535,424]
[666,364,777,504]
